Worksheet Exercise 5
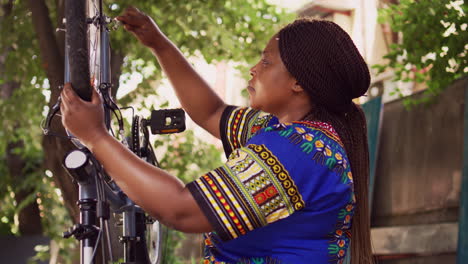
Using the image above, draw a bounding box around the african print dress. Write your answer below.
[187,106,355,264]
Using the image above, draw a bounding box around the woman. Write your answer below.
[60,6,373,264]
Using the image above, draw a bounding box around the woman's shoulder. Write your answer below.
[248,120,351,178]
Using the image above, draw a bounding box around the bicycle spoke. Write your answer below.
[88,0,100,86]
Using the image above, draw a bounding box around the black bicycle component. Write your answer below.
[140,117,159,167]
[112,206,152,264]
[149,109,186,135]
[96,200,110,220]
[63,223,100,241]
[43,97,61,136]
[131,116,141,156]
[63,149,92,182]
[99,82,123,131]
[132,115,161,166]
[77,187,99,264]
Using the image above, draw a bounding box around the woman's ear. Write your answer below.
[292,82,304,93]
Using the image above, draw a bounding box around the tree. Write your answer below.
[0,0,293,261]
[0,0,46,236]
[375,0,467,106]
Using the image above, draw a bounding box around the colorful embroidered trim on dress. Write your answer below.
[246,144,305,211]
[263,122,350,177]
[221,107,273,156]
[188,144,304,241]
[293,121,343,147]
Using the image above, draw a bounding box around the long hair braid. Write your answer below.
[278,18,374,264]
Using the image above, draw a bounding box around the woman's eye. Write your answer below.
[261,59,269,65]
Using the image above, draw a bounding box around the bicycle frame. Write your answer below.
[41,1,184,263]
[61,1,153,263]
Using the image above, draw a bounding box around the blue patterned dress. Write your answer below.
[187,106,355,264]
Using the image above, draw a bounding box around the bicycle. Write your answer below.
[42,0,185,263]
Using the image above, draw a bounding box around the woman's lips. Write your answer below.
[247,82,255,92]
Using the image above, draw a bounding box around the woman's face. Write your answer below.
[248,36,298,115]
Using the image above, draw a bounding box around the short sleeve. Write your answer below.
[187,144,305,241]
[219,106,276,157]
[188,121,354,242]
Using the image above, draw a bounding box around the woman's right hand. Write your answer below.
[116,6,162,48]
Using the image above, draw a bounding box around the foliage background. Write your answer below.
[374,0,467,107]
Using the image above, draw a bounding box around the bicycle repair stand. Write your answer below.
[62,148,150,264]
[63,180,100,264]
[62,149,108,264]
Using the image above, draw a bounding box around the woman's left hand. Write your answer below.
[60,83,108,148]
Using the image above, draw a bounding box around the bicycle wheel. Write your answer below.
[146,219,166,264]
[66,1,166,262]
[65,0,92,101]
[87,0,101,88]
[64,1,100,263]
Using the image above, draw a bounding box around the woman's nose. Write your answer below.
[249,65,256,76]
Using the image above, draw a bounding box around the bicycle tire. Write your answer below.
[66,1,167,262]
[65,0,92,101]
[145,219,166,264]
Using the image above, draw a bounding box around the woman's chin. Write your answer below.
[248,90,262,110]
[248,99,260,110]
[248,95,255,106]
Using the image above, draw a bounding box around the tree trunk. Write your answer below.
[28,0,80,223]
[1,0,43,236]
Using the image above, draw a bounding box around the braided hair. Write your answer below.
[278,18,374,264]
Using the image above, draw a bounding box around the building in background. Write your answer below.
[297,0,424,103]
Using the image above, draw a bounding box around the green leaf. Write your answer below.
[374,0,466,105]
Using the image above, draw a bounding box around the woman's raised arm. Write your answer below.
[117,7,227,139]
